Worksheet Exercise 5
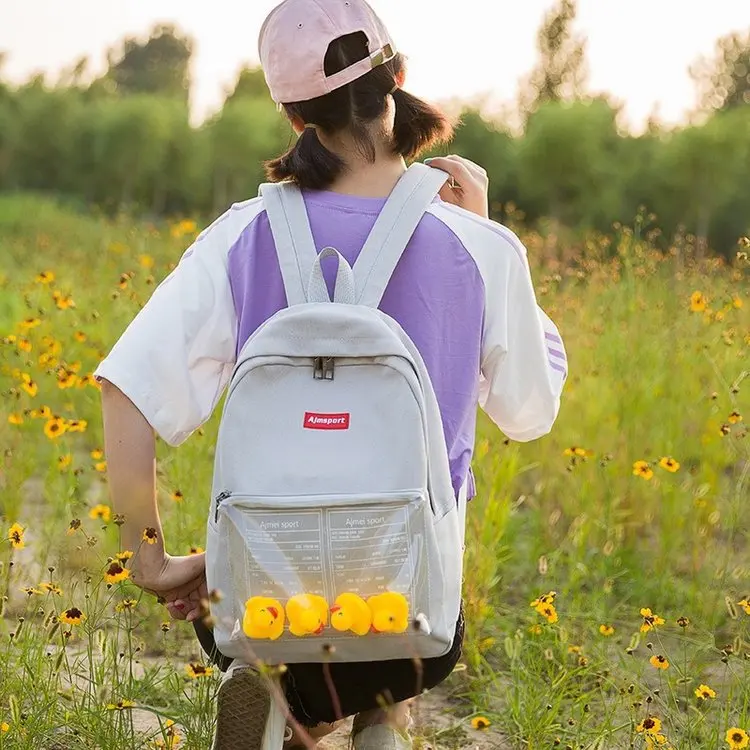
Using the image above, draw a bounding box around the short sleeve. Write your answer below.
[94,226,238,446]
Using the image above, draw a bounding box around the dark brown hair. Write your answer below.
[265,32,452,190]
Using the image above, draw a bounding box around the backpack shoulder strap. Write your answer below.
[353,164,449,308]
[259,181,318,306]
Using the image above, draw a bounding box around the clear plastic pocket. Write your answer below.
[214,492,437,648]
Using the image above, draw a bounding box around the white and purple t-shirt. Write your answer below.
[95,189,567,498]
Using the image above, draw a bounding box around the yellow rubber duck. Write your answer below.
[286,594,329,636]
[367,592,410,634]
[242,597,285,640]
[330,593,372,636]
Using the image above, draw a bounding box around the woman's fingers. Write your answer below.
[166,601,188,620]
[425,156,474,187]
[425,155,490,219]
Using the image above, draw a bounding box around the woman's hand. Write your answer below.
[425,155,490,219]
[132,552,209,623]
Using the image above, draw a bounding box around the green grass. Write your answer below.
[0,194,748,749]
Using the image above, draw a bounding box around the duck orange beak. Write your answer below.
[315,623,325,635]
[267,606,279,619]
[330,605,341,614]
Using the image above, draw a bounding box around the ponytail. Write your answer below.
[265,32,452,190]
[264,126,346,190]
[391,88,453,160]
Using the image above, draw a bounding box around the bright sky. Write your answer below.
[1,0,749,129]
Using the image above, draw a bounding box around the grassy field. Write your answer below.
[0,193,748,750]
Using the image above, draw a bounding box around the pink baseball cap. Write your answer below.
[259,0,397,103]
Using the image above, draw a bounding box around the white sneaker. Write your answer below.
[212,665,289,750]
[352,724,413,750]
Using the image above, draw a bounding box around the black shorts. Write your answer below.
[194,609,464,727]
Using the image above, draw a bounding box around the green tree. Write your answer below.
[516,99,624,231]
[450,109,519,220]
[520,0,588,117]
[225,66,271,104]
[691,29,750,112]
[103,24,193,103]
[207,98,288,212]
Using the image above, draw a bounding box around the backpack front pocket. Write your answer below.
[208,491,449,663]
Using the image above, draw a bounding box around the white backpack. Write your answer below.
[205,164,465,665]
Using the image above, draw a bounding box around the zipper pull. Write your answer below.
[214,491,232,522]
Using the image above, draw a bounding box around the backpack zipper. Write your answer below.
[214,491,232,522]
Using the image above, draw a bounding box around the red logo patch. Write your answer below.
[303,412,350,430]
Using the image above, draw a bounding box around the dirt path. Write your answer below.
[316,688,510,749]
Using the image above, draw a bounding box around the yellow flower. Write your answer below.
[726,728,749,750]
[139,254,155,269]
[60,607,86,625]
[8,413,24,426]
[53,292,75,310]
[38,351,56,368]
[637,717,663,735]
[42,336,61,355]
[115,599,138,613]
[74,331,87,343]
[189,546,204,555]
[471,716,491,730]
[116,550,133,564]
[89,504,111,523]
[690,291,707,312]
[31,405,52,419]
[20,376,38,397]
[536,603,558,624]
[658,457,680,473]
[43,417,67,440]
[185,663,213,679]
[20,586,43,596]
[20,317,41,330]
[599,624,615,636]
[67,519,81,535]
[733,296,743,309]
[171,490,184,503]
[563,446,593,458]
[67,419,87,433]
[530,591,557,608]
[728,411,743,425]
[17,338,32,353]
[56,367,77,389]
[633,460,654,480]
[8,522,25,550]
[94,461,107,473]
[40,582,62,595]
[528,624,543,635]
[1,721,8,732]
[143,527,159,545]
[650,654,669,670]
[78,373,99,389]
[91,448,104,460]
[36,270,55,284]
[58,454,72,470]
[695,684,716,700]
[106,700,136,710]
[104,562,129,584]
[738,599,750,615]
[640,608,665,632]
